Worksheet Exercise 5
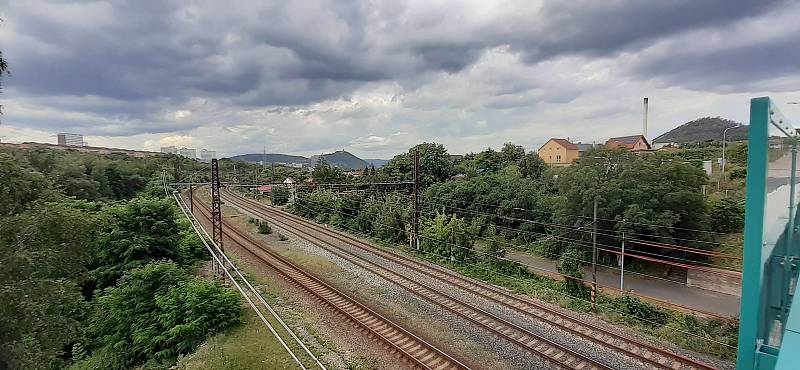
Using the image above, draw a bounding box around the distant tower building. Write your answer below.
[177,147,197,159]
[57,133,85,147]
[160,146,177,154]
[200,149,216,163]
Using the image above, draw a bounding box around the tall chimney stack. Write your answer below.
[642,97,649,139]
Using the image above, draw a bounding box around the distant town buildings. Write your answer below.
[177,147,196,158]
[57,133,85,147]
[200,149,216,163]
[160,146,177,154]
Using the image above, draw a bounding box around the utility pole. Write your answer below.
[412,150,420,251]
[619,219,626,293]
[211,159,224,279]
[591,198,598,311]
[189,184,194,214]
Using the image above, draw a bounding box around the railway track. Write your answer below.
[222,190,615,370]
[224,190,718,370]
[190,195,469,370]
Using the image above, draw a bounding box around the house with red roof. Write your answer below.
[604,135,652,151]
[537,138,583,167]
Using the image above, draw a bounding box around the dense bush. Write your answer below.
[420,213,477,262]
[89,261,240,368]
[708,197,745,233]
[271,186,290,206]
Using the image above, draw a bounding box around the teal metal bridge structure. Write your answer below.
[739,97,800,370]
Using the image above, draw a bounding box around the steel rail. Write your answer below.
[222,190,612,370]
[191,196,469,370]
[227,190,718,370]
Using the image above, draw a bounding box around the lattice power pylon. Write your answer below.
[211,158,224,278]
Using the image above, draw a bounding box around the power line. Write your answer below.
[290,199,738,334]
[424,193,736,237]
[174,193,326,370]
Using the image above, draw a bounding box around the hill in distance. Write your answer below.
[653,116,748,144]
[229,150,381,170]
[364,158,389,168]
[308,150,369,170]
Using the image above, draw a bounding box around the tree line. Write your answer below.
[0,148,241,370]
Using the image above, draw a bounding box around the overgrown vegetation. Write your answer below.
[0,148,241,370]
[289,142,741,358]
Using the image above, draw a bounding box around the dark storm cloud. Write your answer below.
[514,0,786,61]
[631,30,800,92]
[1,0,794,140]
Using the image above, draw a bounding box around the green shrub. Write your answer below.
[557,245,587,297]
[616,295,668,326]
[257,220,272,234]
[271,186,290,206]
[708,197,744,233]
[730,167,747,179]
[278,233,288,241]
[89,261,241,368]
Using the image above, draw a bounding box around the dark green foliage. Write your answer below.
[0,200,101,370]
[616,295,668,326]
[729,167,747,179]
[312,157,347,183]
[708,197,745,233]
[420,213,477,262]
[0,153,54,217]
[381,143,453,187]
[89,261,240,368]
[91,198,184,288]
[257,220,273,234]
[557,246,587,296]
[271,185,290,206]
[2,148,158,201]
[278,233,289,241]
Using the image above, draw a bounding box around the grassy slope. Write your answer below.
[175,309,298,370]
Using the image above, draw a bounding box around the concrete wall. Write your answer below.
[687,267,742,297]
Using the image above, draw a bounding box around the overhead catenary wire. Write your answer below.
[288,198,739,344]
[415,206,741,271]
[295,197,733,297]
[174,192,327,370]
[418,202,743,268]
[424,193,740,239]
[420,199,742,258]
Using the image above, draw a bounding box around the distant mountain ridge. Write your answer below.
[228,150,380,170]
[653,117,748,144]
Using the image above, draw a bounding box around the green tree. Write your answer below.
[91,198,184,288]
[557,245,587,296]
[89,261,240,368]
[0,153,53,217]
[312,157,346,184]
[708,197,744,233]
[271,185,290,206]
[0,200,101,370]
[518,151,546,179]
[381,143,453,187]
[420,213,476,262]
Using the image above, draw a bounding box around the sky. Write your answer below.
[1,0,799,159]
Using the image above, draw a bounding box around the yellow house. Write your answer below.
[537,138,581,167]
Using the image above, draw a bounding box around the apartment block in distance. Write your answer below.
[160,146,177,154]
[177,147,196,158]
[57,133,85,147]
[200,149,216,163]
